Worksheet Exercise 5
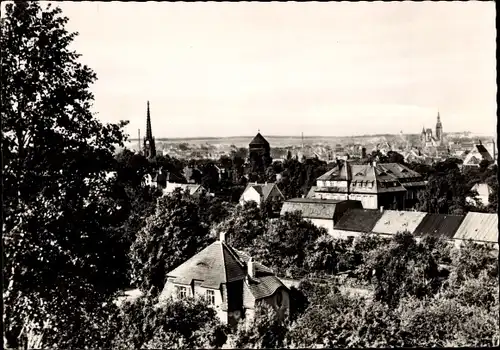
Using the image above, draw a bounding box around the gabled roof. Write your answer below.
[413,213,465,239]
[249,133,269,146]
[334,209,384,233]
[240,183,283,202]
[453,212,498,243]
[372,210,427,235]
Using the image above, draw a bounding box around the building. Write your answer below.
[280,198,362,235]
[159,232,290,326]
[248,132,271,167]
[239,182,285,207]
[163,182,207,197]
[143,101,156,159]
[307,161,426,210]
[329,208,497,248]
[420,111,444,147]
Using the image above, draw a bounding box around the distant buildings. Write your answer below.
[420,111,444,147]
[239,182,284,207]
[159,232,290,327]
[307,160,426,210]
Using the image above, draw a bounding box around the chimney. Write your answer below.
[380,206,384,213]
[219,230,226,242]
[247,257,255,278]
[372,160,377,167]
[361,147,367,158]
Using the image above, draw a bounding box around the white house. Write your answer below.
[239,182,284,207]
[466,183,493,207]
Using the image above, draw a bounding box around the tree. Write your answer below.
[112,296,228,349]
[417,159,470,214]
[231,303,289,349]
[214,201,267,250]
[361,232,441,307]
[129,189,212,295]
[201,161,220,192]
[2,2,128,347]
[250,212,327,277]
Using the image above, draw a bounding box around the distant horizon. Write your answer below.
[125,130,495,142]
[51,1,495,137]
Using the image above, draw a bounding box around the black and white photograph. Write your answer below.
[2,1,498,349]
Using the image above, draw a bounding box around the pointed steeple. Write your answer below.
[143,101,156,159]
[146,101,153,140]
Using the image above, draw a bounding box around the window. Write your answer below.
[206,289,216,305]
[175,285,187,299]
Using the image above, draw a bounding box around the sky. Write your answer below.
[16,2,500,137]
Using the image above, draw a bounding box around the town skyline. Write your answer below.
[52,1,495,138]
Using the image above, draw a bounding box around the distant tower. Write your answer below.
[435,111,443,141]
[143,101,156,159]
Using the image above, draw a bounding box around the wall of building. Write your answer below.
[347,193,378,209]
[330,229,365,240]
[306,218,335,235]
[240,188,261,207]
[313,192,349,201]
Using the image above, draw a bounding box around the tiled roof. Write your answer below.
[334,209,383,233]
[413,213,465,239]
[249,133,269,146]
[167,241,244,288]
[166,241,277,289]
[280,198,344,220]
[371,210,427,235]
[247,275,286,300]
[163,183,203,196]
[453,212,498,243]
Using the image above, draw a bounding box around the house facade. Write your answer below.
[159,233,290,326]
[163,182,207,197]
[307,161,426,210]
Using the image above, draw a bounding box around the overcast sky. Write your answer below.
[42,2,499,137]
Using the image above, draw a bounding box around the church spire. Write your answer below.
[146,101,153,140]
[143,101,156,159]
